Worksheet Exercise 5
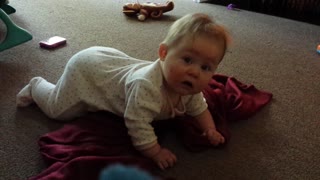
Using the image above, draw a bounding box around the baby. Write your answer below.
[17,13,231,170]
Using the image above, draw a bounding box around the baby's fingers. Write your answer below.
[157,155,177,170]
[208,134,224,146]
[209,139,220,146]
[158,161,168,170]
[167,154,177,167]
[220,135,225,144]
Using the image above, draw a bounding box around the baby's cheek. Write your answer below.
[169,67,180,77]
[202,78,212,87]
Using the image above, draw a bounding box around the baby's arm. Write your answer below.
[124,118,177,170]
[138,142,177,170]
[194,109,225,145]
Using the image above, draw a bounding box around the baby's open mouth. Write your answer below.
[182,81,193,88]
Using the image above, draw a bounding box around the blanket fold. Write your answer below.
[29,75,273,180]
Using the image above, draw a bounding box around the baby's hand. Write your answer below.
[152,148,177,170]
[203,129,225,146]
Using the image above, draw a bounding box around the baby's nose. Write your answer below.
[188,66,200,78]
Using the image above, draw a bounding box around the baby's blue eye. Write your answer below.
[201,65,212,71]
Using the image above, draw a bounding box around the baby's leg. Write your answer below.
[16,77,40,107]
[16,77,55,111]
[17,76,86,121]
[17,46,130,120]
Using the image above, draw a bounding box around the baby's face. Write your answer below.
[160,35,225,95]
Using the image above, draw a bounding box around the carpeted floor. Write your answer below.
[1,0,320,179]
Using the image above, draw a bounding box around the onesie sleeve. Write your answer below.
[124,79,162,149]
[185,92,208,117]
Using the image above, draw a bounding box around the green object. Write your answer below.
[1,4,16,14]
[0,8,32,52]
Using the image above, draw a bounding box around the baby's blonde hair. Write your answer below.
[162,13,231,59]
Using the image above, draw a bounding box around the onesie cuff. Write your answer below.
[135,140,158,150]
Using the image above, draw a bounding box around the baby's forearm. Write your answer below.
[195,109,217,131]
[139,143,161,158]
[195,109,225,145]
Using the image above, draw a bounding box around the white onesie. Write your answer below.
[23,46,208,149]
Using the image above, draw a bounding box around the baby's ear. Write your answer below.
[158,43,168,61]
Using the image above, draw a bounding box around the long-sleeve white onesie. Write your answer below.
[18,46,208,148]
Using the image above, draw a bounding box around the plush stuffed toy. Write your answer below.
[123,1,174,21]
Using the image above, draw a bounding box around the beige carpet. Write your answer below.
[1,0,320,179]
